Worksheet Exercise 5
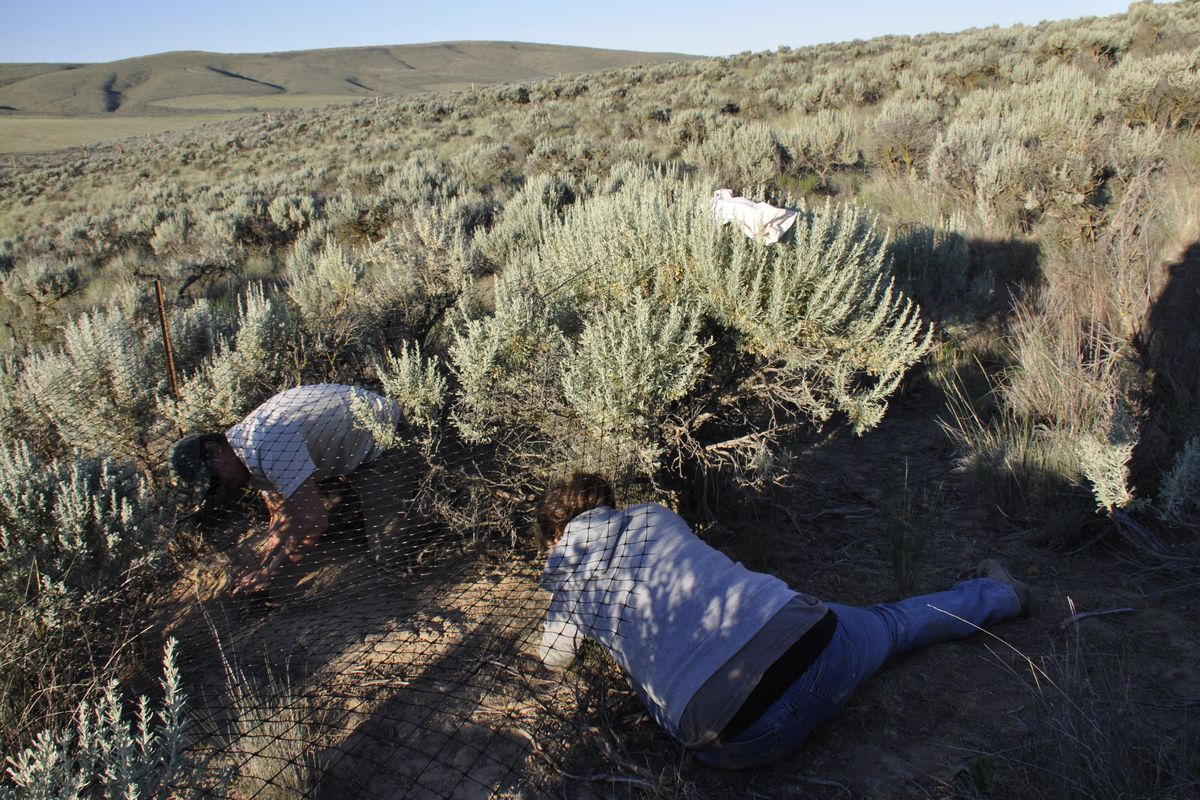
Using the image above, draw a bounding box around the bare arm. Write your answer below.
[230,477,327,596]
[539,603,582,669]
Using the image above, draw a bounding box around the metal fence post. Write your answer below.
[155,280,180,402]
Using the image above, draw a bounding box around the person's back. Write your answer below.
[227,383,400,497]
[540,503,825,744]
[536,473,1028,769]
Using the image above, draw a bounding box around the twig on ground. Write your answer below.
[509,724,655,791]
[802,504,877,522]
[800,774,853,796]
[1058,607,1136,629]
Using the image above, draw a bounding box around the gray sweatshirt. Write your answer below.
[539,503,826,747]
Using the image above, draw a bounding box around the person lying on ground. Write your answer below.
[170,383,405,597]
[535,472,1031,769]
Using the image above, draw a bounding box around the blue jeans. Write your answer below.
[693,578,1022,769]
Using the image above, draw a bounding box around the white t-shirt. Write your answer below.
[226,384,401,499]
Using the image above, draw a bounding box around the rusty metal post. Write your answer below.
[155,279,180,401]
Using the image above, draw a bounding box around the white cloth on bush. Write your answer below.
[711,188,798,244]
[226,384,401,499]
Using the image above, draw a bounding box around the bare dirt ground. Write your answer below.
[147,378,1200,799]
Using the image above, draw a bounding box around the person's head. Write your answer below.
[169,432,248,507]
[536,472,615,549]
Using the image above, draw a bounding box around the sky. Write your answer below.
[1,0,1148,64]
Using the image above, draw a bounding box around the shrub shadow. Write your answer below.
[1132,238,1200,490]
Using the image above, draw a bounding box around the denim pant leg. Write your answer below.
[692,579,1020,770]
[829,577,1023,679]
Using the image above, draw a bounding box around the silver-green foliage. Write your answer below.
[683,120,787,196]
[561,298,705,474]
[5,287,224,461]
[867,96,942,175]
[372,341,446,432]
[888,212,969,315]
[361,197,481,337]
[784,109,861,182]
[689,196,932,433]
[19,307,167,462]
[161,284,299,434]
[475,174,576,269]
[0,640,189,800]
[450,275,568,446]
[927,116,1033,230]
[0,442,161,601]
[287,237,368,353]
[452,168,931,480]
[1076,402,1140,513]
[1159,436,1200,525]
[1107,48,1200,129]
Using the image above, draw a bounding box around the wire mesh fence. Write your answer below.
[0,174,940,798]
[0,274,667,799]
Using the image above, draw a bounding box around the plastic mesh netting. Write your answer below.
[0,175,938,798]
[0,292,649,799]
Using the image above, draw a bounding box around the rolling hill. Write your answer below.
[0,41,696,116]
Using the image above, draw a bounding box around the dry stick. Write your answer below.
[1058,607,1136,630]
[509,725,654,792]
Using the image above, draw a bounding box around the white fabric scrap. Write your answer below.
[711,188,798,245]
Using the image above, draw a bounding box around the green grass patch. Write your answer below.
[0,114,247,154]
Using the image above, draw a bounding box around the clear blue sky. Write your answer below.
[2,0,1146,63]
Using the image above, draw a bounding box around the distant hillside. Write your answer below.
[0,41,696,116]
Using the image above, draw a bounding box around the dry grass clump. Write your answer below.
[969,626,1200,800]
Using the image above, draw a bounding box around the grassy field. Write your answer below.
[0,113,248,153]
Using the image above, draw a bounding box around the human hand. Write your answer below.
[229,567,272,598]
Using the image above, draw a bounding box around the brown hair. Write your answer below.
[536,472,616,549]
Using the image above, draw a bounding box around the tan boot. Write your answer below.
[974,559,1031,616]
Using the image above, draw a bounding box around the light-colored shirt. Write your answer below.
[226,384,401,499]
[539,503,827,748]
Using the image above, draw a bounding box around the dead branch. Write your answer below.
[1059,607,1136,630]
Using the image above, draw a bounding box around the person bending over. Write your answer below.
[536,472,1029,769]
[170,383,404,597]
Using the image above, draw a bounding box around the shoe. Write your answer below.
[974,559,1031,617]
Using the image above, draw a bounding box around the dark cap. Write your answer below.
[169,433,215,498]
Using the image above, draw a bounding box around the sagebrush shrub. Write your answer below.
[683,120,787,196]
[927,116,1033,230]
[561,297,705,475]
[267,193,321,233]
[0,640,190,800]
[371,341,446,432]
[1077,401,1140,513]
[866,96,941,175]
[1159,436,1200,525]
[475,173,576,271]
[361,197,481,340]
[785,109,861,184]
[1107,48,1200,129]
[451,168,931,483]
[0,442,163,601]
[19,306,168,463]
[161,285,299,434]
[887,211,969,317]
